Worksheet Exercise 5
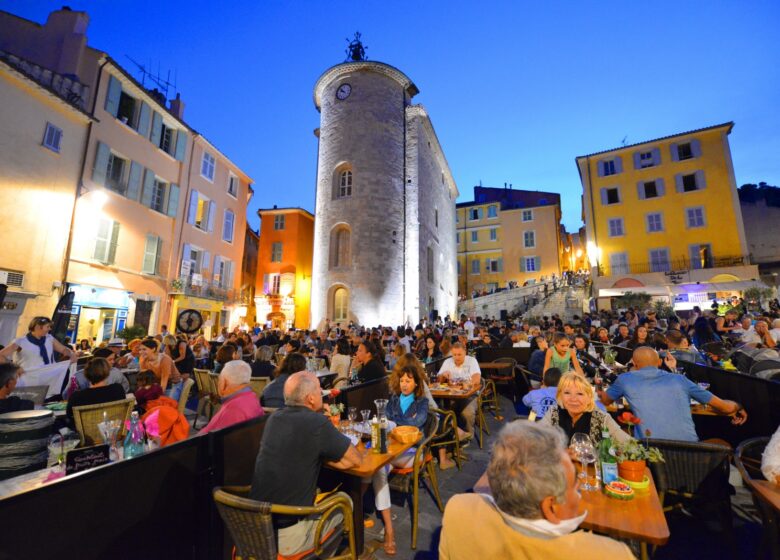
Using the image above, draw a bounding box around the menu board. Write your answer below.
[65,444,111,474]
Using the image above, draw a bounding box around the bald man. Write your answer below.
[598,347,747,441]
[250,372,360,556]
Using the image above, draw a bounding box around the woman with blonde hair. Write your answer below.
[540,372,628,445]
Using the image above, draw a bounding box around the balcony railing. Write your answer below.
[168,276,240,303]
[0,50,90,110]
[597,255,750,277]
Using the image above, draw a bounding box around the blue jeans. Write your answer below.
[165,380,183,402]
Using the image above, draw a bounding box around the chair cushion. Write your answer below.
[391,453,433,475]
[276,526,338,560]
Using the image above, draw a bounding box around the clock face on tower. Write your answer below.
[336,83,352,100]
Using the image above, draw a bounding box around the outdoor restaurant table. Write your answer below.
[325,435,419,556]
[751,480,780,512]
[477,362,506,372]
[429,383,479,400]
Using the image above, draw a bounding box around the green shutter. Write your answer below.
[104,75,121,117]
[92,141,111,186]
[166,183,180,217]
[107,221,120,264]
[497,258,503,272]
[93,219,111,262]
[142,234,159,274]
[141,169,155,207]
[174,130,187,161]
[520,258,526,272]
[137,102,151,138]
[126,161,142,201]
[150,111,163,147]
[534,257,541,272]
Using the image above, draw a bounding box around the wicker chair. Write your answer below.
[193,368,217,429]
[72,398,135,447]
[212,485,356,560]
[647,438,735,550]
[480,379,501,422]
[429,406,463,470]
[249,377,271,399]
[475,378,490,449]
[735,437,779,560]
[388,414,443,549]
[178,378,195,415]
[489,357,517,404]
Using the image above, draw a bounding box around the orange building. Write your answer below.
[255,207,314,329]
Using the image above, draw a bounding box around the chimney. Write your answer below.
[169,93,185,120]
[149,88,166,106]
[45,7,90,77]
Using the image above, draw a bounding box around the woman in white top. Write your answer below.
[0,316,76,369]
[762,424,780,485]
[328,338,352,385]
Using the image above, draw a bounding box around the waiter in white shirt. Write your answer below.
[437,342,481,439]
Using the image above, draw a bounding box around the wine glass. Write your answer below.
[360,409,371,433]
[347,407,358,434]
[578,440,598,491]
[570,433,594,486]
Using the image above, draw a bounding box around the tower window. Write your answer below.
[339,170,352,197]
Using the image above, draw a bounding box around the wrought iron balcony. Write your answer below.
[597,255,750,277]
[168,276,240,303]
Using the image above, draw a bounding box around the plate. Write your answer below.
[353,420,397,435]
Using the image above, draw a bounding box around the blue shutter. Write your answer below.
[652,148,661,166]
[534,257,541,272]
[497,258,503,272]
[674,174,683,193]
[614,156,623,174]
[520,258,526,272]
[597,161,604,177]
[107,221,120,264]
[104,75,121,117]
[126,161,142,201]
[166,183,180,217]
[180,243,191,276]
[637,181,646,200]
[691,139,702,158]
[92,141,110,185]
[137,102,151,138]
[599,188,607,205]
[141,169,155,207]
[656,178,666,197]
[187,190,198,224]
[695,170,706,190]
[142,234,159,274]
[174,130,187,162]
[202,250,210,271]
[206,201,216,232]
[670,143,679,162]
[150,112,162,147]
[633,152,641,170]
[213,256,223,283]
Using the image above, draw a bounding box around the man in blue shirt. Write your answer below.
[522,367,561,418]
[598,347,747,442]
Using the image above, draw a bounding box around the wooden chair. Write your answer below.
[429,407,463,470]
[72,398,135,447]
[249,377,271,399]
[489,357,517,404]
[212,485,356,560]
[193,369,217,429]
[475,378,490,449]
[177,378,195,415]
[388,414,443,549]
[735,437,779,560]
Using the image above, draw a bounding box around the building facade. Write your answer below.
[577,122,758,310]
[255,207,313,329]
[241,225,260,326]
[310,58,458,328]
[456,187,563,297]
[739,184,780,282]
[0,53,91,345]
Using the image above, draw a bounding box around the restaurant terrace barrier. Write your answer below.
[0,415,271,560]
[334,376,390,418]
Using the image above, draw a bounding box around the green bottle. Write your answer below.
[599,429,618,485]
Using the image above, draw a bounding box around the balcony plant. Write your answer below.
[170,278,184,292]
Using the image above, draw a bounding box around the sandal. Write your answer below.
[383,535,397,556]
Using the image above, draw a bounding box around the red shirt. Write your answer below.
[199,387,264,434]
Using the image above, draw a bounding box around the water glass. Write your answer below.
[360,409,371,432]
[347,407,358,433]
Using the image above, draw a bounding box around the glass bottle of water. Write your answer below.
[123,411,145,459]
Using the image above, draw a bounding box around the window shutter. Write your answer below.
[520,258,526,272]
[137,102,151,138]
[225,260,234,289]
[670,143,679,162]
[484,258,490,272]
[213,256,223,283]
[174,130,187,162]
[674,174,683,193]
[597,161,604,177]
[180,243,191,276]
[691,139,702,158]
[206,201,216,232]
[141,169,155,207]
[107,221,120,264]
[202,250,210,271]
[142,234,159,274]
[93,219,111,262]
[187,190,199,224]
[534,257,541,272]
[126,161,142,201]
[614,156,623,174]
[263,274,269,293]
[150,111,163,147]
[695,170,706,190]
[599,188,607,205]
[155,237,162,275]
[652,148,661,166]
[497,258,503,272]
[223,211,234,242]
[632,152,641,170]
[104,75,121,117]
[92,141,111,185]
[637,181,646,200]
[656,178,666,197]
[166,183,180,217]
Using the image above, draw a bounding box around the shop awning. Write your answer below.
[669,280,769,295]
[597,286,672,298]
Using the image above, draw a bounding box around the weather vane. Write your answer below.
[345,32,367,62]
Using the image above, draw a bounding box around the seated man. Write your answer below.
[69,347,130,396]
[439,422,634,559]
[665,330,699,365]
[437,342,481,439]
[599,347,747,441]
[199,360,263,434]
[0,363,34,414]
[250,372,360,557]
[741,319,776,348]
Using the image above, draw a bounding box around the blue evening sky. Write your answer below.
[6,1,780,231]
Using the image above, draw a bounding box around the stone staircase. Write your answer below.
[458,282,553,320]
[523,286,587,321]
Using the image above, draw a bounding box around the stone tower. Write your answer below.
[310,58,458,328]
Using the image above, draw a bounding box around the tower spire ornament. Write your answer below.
[345,32,367,62]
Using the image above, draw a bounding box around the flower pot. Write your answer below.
[618,459,646,482]
[328,414,340,428]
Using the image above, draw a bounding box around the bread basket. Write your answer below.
[391,425,420,444]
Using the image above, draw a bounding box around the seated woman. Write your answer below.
[540,372,628,445]
[261,352,307,408]
[543,333,585,376]
[213,343,239,374]
[573,334,599,378]
[134,370,163,413]
[251,345,276,377]
[387,342,405,371]
[366,363,429,555]
[116,338,141,369]
[418,334,442,364]
[623,325,651,351]
[138,339,183,401]
[762,424,780,485]
[353,341,386,383]
[66,357,126,426]
[328,338,352,385]
[200,360,264,434]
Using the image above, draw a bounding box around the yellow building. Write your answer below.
[456,187,563,297]
[0,53,91,344]
[577,122,758,309]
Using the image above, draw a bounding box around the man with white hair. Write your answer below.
[440,422,634,559]
[199,360,263,434]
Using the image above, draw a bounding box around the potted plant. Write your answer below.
[614,429,664,482]
[324,388,343,427]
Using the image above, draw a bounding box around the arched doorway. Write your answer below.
[267,311,286,330]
